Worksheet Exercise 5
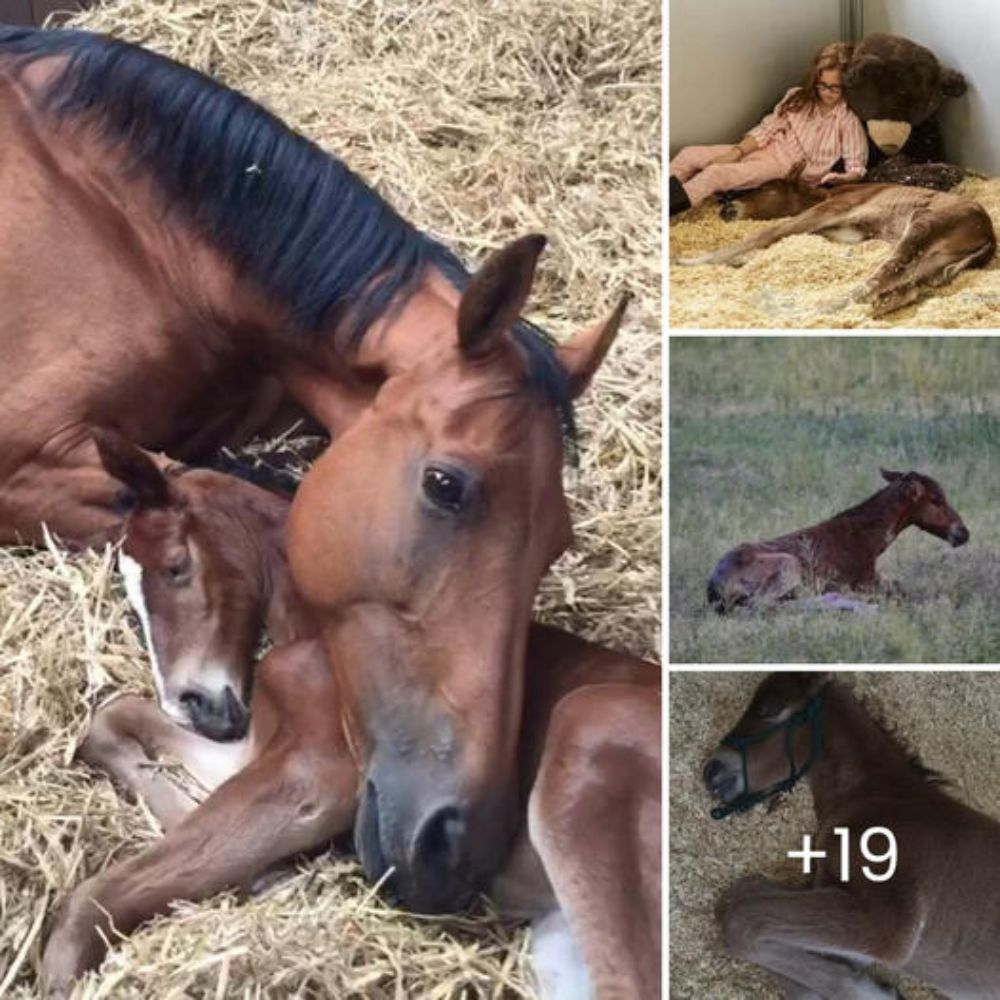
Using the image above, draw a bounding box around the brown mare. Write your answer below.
[703,672,1000,998]
[707,468,969,613]
[0,26,626,913]
[677,165,996,316]
[41,434,662,999]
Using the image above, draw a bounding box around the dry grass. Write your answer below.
[0,1,660,995]
[669,175,1000,328]
[670,670,1000,999]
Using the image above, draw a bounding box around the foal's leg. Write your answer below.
[720,876,912,998]
[79,694,250,831]
[675,201,856,267]
[854,208,995,316]
[527,684,661,1000]
[41,736,356,996]
[42,641,356,996]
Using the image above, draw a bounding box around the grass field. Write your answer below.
[670,337,1000,663]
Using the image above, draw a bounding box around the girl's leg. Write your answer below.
[669,145,737,183]
[683,147,792,207]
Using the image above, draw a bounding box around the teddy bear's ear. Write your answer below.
[940,68,967,99]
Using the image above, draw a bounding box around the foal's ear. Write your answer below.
[804,671,832,695]
[92,428,171,509]
[457,234,546,358]
[880,468,904,483]
[556,293,630,398]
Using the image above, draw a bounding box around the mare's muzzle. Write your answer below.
[704,686,826,820]
[355,753,496,913]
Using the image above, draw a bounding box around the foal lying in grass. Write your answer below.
[707,468,969,613]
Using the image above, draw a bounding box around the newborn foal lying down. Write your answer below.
[707,468,969,613]
[41,433,661,1000]
[703,673,1000,998]
[677,168,996,317]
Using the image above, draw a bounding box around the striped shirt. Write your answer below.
[748,87,868,182]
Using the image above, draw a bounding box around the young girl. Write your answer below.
[670,43,868,215]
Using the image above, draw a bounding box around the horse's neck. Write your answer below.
[807,683,924,824]
[829,486,911,556]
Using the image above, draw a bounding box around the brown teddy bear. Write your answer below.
[844,33,967,190]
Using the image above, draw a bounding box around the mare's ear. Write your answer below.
[880,468,903,483]
[555,292,631,398]
[92,428,171,510]
[457,234,546,359]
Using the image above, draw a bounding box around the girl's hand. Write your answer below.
[820,171,856,186]
[712,145,744,165]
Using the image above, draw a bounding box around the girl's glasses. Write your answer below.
[816,82,844,94]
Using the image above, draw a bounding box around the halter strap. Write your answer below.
[710,685,827,820]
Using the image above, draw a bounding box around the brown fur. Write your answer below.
[40,460,661,998]
[708,468,969,612]
[682,176,996,316]
[704,673,1000,997]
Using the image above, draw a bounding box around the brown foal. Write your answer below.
[678,171,996,316]
[703,672,1000,998]
[41,435,661,1000]
[707,468,969,613]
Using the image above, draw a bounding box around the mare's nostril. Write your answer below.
[412,805,466,874]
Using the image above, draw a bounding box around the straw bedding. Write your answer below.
[669,175,1000,328]
[670,670,1000,999]
[0,1,660,995]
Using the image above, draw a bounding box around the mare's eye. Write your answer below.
[422,465,468,513]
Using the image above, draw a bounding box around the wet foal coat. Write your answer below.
[704,673,1000,998]
[677,176,996,316]
[0,25,627,914]
[40,447,661,1000]
[707,469,969,612]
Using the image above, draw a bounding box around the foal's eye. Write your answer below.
[756,697,782,719]
[163,557,192,587]
[422,465,468,514]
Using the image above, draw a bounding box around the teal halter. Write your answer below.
[710,686,827,820]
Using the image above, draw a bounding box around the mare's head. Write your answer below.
[287,235,625,911]
[703,672,831,818]
[880,468,970,548]
[94,430,291,740]
[720,162,826,222]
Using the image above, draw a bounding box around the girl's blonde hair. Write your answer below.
[783,42,854,114]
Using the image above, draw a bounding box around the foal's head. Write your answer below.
[94,431,290,740]
[287,235,625,911]
[720,161,826,221]
[880,468,970,547]
[703,672,831,817]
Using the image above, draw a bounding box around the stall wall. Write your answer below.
[669,0,841,155]
[865,0,1000,174]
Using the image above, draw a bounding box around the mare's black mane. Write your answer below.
[0,26,574,440]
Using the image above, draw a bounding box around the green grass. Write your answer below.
[669,337,1000,663]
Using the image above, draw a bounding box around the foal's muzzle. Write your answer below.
[949,525,970,548]
[180,685,249,741]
